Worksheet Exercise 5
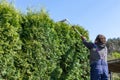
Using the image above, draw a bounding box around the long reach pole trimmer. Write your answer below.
[59,19,82,37]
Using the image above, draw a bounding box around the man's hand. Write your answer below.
[81,36,86,41]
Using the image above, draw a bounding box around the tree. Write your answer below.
[0,1,90,80]
[107,38,120,54]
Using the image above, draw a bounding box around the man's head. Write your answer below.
[95,34,106,44]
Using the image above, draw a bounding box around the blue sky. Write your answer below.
[8,0,120,41]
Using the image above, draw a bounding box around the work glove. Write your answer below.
[81,36,86,41]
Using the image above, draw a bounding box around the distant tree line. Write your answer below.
[106,38,120,54]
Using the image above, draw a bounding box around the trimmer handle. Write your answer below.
[72,26,82,37]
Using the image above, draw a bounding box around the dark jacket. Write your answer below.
[82,40,107,64]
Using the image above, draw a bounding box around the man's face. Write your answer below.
[99,35,106,44]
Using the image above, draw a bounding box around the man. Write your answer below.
[81,34,109,80]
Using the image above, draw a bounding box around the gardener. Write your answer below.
[81,34,109,80]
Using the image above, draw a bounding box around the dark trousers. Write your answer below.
[90,59,108,80]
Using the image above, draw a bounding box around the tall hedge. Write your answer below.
[0,1,22,79]
[0,1,90,80]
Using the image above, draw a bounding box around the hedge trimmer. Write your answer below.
[59,19,82,37]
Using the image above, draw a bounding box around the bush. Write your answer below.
[0,1,90,80]
[0,1,22,79]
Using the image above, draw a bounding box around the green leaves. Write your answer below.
[0,1,90,80]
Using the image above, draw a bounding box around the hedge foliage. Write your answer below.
[0,1,90,80]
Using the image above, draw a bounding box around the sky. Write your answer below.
[8,0,120,41]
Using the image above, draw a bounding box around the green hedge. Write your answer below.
[0,1,90,80]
